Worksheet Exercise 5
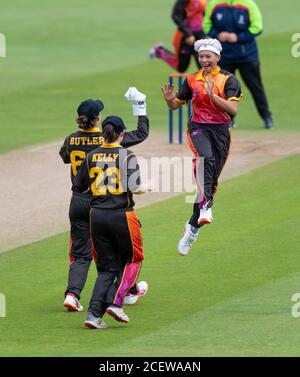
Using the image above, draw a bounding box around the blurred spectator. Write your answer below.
[204,0,274,129]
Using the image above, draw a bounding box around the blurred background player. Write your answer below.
[72,109,150,329]
[149,0,208,72]
[162,39,242,255]
[59,90,149,312]
[203,0,274,129]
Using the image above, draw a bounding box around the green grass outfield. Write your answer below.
[0,155,299,356]
[0,0,300,152]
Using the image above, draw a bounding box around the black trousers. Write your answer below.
[88,208,144,318]
[66,193,139,299]
[221,61,271,121]
[66,192,94,299]
[177,31,205,73]
[187,124,231,228]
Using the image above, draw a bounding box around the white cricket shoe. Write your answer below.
[178,223,200,256]
[63,293,83,312]
[106,306,129,323]
[84,313,108,329]
[149,42,164,58]
[198,208,213,225]
[124,281,149,305]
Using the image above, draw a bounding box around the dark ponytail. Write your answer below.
[102,124,119,143]
[76,115,98,130]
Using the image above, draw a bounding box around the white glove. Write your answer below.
[124,87,147,116]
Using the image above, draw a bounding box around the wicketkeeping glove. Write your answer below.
[124,87,147,116]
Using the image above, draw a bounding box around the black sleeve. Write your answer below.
[176,78,193,102]
[59,137,70,163]
[122,151,141,193]
[224,76,243,101]
[172,0,192,37]
[121,116,149,148]
[72,157,90,193]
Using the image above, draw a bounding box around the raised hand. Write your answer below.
[162,83,176,102]
[204,75,215,97]
[124,87,147,116]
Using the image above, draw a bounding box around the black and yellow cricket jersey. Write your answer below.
[72,144,140,210]
[59,116,149,183]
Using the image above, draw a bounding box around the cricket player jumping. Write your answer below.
[162,39,243,255]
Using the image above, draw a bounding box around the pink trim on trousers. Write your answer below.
[156,48,177,70]
[113,262,141,307]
